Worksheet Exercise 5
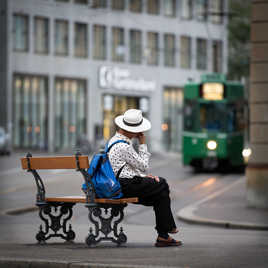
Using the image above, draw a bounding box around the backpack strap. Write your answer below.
[116,164,126,179]
[105,139,129,179]
[105,139,129,153]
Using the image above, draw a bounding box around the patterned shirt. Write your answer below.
[108,132,151,179]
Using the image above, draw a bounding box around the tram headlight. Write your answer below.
[242,148,252,163]
[207,140,217,150]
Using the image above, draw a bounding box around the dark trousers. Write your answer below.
[119,176,177,236]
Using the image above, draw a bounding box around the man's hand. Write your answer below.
[137,132,146,144]
[147,174,160,182]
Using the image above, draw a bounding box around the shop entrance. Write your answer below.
[102,95,149,140]
[162,87,183,152]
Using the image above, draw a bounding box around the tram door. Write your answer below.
[103,95,148,140]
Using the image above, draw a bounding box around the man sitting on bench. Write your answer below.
[108,109,182,247]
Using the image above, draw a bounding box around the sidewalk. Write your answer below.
[177,176,268,230]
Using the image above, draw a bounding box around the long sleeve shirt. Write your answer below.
[108,132,151,179]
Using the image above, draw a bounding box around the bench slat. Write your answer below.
[21,156,89,170]
[45,196,138,204]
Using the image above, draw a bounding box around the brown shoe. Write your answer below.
[155,236,183,247]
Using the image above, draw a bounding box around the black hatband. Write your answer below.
[123,118,143,127]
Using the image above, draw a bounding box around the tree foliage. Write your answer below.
[228,0,251,80]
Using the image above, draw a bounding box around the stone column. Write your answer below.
[246,0,268,208]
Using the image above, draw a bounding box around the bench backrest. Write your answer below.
[21,156,89,170]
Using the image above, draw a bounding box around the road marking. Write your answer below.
[177,177,245,225]
[191,177,217,191]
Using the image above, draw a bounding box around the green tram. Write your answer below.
[182,74,246,171]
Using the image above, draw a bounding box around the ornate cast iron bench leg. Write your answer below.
[85,204,127,247]
[36,202,76,244]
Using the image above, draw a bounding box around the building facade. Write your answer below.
[0,0,228,153]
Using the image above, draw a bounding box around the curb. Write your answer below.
[177,205,268,231]
[176,178,268,231]
[0,258,180,268]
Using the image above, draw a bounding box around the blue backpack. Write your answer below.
[82,140,128,199]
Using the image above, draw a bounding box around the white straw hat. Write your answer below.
[115,109,151,133]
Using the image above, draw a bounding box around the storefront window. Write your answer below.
[162,87,183,151]
[54,78,86,151]
[13,74,48,149]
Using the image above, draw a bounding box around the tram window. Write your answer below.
[227,103,245,132]
[199,103,225,132]
[184,100,196,131]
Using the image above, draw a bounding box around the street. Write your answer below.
[0,152,268,268]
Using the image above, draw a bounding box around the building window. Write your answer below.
[129,0,142,13]
[164,34,175,67]
[112,27,125,62]
[55,20,69,56]
[74,22,88,58]
[147,32,158,66]
[164,0,176,17]
[181,0,193,20]
[147,0,159,15]
[74,0,87,4]
[13,75,48,149]
[91,0,106,8]
[54,78,87,151]
[162,87,183,152]
[13,14,29,52]
[196,0,208,21]
[210,0,223,24]
[212,40,223,73]
[34,17,49,54]
[196,38,207,70]
[180,36,191,69]
[93,25,106,60]
[130,29,142,64]
[112,0,125,10]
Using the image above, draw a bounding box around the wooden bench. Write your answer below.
[21,152,138,246]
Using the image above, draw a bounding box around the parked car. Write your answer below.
[0,127,11,155]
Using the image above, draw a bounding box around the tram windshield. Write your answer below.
[184,100,245,133]
[200,103,226,132]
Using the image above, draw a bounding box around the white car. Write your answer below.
[0,127,11,155]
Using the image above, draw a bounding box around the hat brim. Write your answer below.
[115,115,151,133]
